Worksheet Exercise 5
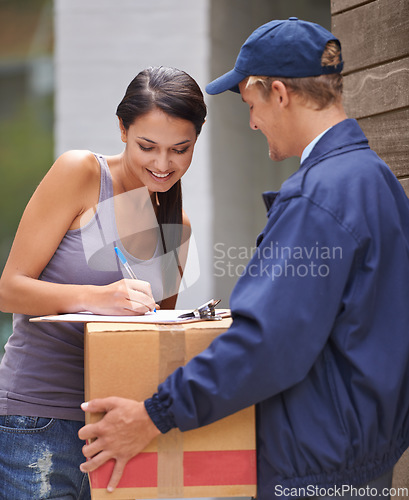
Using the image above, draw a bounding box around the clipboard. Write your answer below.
[30,299,231,325]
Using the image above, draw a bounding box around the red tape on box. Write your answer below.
[90,449,256,489]
[184,450,257,486]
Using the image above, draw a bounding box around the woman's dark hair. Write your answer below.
[116,66,207,299]
[117,66,207,135]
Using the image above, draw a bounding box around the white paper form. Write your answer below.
[30,309,230,324]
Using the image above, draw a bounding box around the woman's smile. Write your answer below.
[147,169,174,181]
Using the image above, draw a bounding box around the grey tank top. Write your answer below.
[0,154,165,421]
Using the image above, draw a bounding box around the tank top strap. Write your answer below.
[93,153,114,203]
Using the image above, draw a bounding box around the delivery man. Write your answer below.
[79,18,409,500]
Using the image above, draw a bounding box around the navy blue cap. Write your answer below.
[206,17,343,95]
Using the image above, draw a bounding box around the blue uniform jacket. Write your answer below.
[146,119,409,499]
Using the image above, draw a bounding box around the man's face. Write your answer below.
[239,79,289,162]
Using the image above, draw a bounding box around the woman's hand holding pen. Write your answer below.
[83,279,159,316]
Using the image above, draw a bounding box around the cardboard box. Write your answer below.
[84,317,257,499]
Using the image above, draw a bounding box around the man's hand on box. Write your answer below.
[78,397,161,492]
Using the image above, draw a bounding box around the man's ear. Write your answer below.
[118,118,127,143]
[271,80,290,107]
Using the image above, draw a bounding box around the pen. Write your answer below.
[114,246,138,280]
[114,246,156,313]
[114,247,156,312]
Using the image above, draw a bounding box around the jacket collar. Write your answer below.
[262,191,280,211]
[262,119,370,211]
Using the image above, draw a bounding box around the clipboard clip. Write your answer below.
[178,299,222,321]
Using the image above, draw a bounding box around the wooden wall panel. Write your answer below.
[332,0,408,179]
[357,108,409,178]
[331,0,374,15]
[332,0,409,74]
[399,178,409,197]
[392,447,409,499]
[342,58,409,119]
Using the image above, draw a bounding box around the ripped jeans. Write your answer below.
[0,416,90,500]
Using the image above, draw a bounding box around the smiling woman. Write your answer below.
[0,66,207,499]
[114,67,207,304]
[116,67,207,298]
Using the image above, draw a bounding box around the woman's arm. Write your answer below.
[159,210,191,309]
[0,151,156,316]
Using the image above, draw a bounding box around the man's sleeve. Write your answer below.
[145,196,360,432]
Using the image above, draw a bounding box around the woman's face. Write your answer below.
[120,108,198,193]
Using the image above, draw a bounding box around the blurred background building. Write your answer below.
[53,0,330,313]
[0,0,330,351]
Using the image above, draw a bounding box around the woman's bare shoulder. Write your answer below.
[32,150,102,225]
[47,150,100,199]
[181,209,192,243]
[181,209,191,229]
[52,150,100,180]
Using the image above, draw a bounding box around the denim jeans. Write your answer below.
[0,415,90,500]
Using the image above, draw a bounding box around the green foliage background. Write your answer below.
[0,0,54,353]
